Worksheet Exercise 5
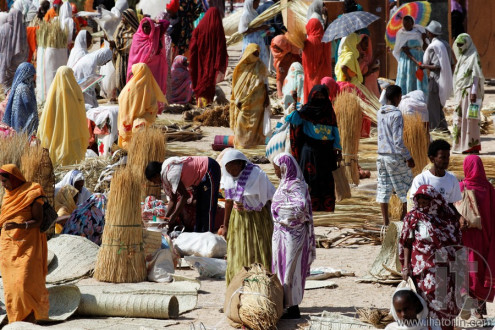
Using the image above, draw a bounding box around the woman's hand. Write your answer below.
[3,222,20,231]
[459,216,469,230]
[470,94,477,104]
[401,267,411,281]
[291,90,298,103]
[335,149,342,163]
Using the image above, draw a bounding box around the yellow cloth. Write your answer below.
[229,43,268,149]
[335,33,363,85]
[0,164,49,323]
[38,66,90,166]
[118,63,166,149]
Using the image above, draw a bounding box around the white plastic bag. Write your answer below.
[184,256,226,279]
[174,232,227,258]
[147,249,175,283]
[263,106,271,136]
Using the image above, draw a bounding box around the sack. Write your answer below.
[37,196,58,233]
[147,249,175,283]
[333,162,351,202]
[184,256,226,278]
[454,184,482,229]
[174,232,227,258]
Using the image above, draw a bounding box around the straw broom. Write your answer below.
[0,134,30,205]
[334,91,362,185]
[389,194,403,221]
[127,127,167,199]
[94,167,147,283]
[20,145,55,207]
[36,21,68,49]
[403,114,429,177]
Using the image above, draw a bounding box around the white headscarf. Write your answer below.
[238,0,258,34]
[398,90,428,123]
[423,37,453,106]
[58,1,75,44]
[306,0,324,27]
[72,48,113,81]
[453,33,484,101]
[220,149,275,210]
[68,30,89,68]
[392,17,425,62]
[12,0,37,24]
[55,170,93,205]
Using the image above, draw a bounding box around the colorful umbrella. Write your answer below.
[385,1,432,48]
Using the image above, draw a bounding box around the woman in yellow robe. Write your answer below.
[38,66,90,166]
[0,164,49,323]
[230,43,269,149]
[118,63,167,148]
[54,185,78,234]
[335,32,363,85]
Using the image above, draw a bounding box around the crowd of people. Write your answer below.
[0,0,492,327]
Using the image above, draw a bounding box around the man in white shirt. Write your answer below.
[410,139,463,216]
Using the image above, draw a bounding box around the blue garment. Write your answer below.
[395,39,428,96]
[2,62,38,135]
[377,105,411,160]
[285,110,341,149]
[242,31,270,69]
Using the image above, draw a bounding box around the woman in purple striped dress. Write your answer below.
[271,152,315,319]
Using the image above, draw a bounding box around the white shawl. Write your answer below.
[392,25,424,62]
[58,2,75,44]
[453,33,484,102]
[423,38,453,106]
[68,30,89,68]
[238,0,258,34]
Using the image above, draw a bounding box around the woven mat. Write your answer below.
[76,276,199,317]
[309,312,373,330]
[47,235,99,284]
[304,280,338,290]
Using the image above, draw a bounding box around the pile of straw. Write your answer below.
[357,308,394,329]
[334,91,362,185]
[238,264,282,330]
[20,146,55,207]
[127,127,167,198]
[55,157,113,193]
[283,0,308,49]
[94,168,147,283]
[193,105,230,127]
[36,21,68,49]
[0,134,30,204]
[403,114,429,177]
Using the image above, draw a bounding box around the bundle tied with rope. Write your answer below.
[334,91,362,185]
[127,127,167,199]
[224,264,283,330]
[94,167,147,283]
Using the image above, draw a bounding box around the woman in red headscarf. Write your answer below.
[270,35,301,98]
[302,18,332,103]
[460,155,495,319]
[189,7,228,107]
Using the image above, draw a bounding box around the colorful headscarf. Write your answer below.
[2,62,37,135]
[335,32,363,84]
[169,55,193,104]
[282,62,304,109]
[270,35,299,72]
[121,8,139,31]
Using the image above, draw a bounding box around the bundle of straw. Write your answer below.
[357,308,394,329]
[36,21,68,49]
[388,194,403,221]
[0,133,30,205]
[402,114,429,177]
[355,83,381,124]
[193,105,230,127]
[283,0,308,50]
[333,163,351,202]
[223,9,243,37]
[20,146,55,207]
[94,168,147,283]
[238,264,283,330]
[127,128,167,198]
[334,91,362,185]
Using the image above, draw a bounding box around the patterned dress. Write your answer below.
[400,185,466,323]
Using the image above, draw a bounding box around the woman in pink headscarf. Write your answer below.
[270,35,301,98]
[169,55,193,104]
[321,77,370,138]
[460,155,495,319]
[127,17,170,97]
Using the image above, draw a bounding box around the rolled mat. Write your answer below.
[212,135,234,151]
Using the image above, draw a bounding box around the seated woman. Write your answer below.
[145,156,221,233]
[169,55,194,105]
[54,185,79,234]
[221,149,276,285]
[62,194,107,245]
[270,35,301,99]
[286,85,341,212]
[0,164,49,323]
[229,43,269,148]
[55,170,92,205]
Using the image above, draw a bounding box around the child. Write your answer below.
[386,287,441,330]
[376,85,415,225]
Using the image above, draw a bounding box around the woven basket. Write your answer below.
[47,234,100,284]
[368,221,403,281]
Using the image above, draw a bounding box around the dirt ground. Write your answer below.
[33,45,495,330]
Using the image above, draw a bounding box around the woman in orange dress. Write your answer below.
[0,164,49,324]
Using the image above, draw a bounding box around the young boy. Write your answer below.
[376,85,415,225]
[410,139,462,212]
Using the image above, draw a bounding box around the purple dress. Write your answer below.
[271,153,315,307]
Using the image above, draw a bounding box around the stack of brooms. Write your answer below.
[94,167,147,283]
[20,145,55,206]
[0,134,30,204]
[127,127,167,199]
[334,91,362,188]
[389,114,429,220]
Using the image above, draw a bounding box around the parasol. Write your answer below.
[385,1,432,48]
[322,11,379,42]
